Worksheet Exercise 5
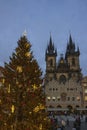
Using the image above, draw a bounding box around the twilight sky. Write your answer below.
[0,0,87,76]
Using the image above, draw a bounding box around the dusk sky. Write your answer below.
[0,0,87,76]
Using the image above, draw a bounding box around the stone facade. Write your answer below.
[44,35,83,111]
[81,76,87,108]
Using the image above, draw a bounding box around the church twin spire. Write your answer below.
[65,34,80,56]
[45,35,57,56]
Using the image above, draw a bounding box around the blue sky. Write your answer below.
[0,0,87,76]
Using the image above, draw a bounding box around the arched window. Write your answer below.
[48,59,53,67]
[59,75,66,84]
[50,59,53,66]
[72,58,75,66]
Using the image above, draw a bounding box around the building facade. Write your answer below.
[81,76,87,108]
[44,35,83,111]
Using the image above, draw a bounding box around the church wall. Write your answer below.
[45,79,83,109]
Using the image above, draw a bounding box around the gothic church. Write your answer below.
[45,35,83,111]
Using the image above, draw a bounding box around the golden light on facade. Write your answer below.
[84,96,87,101]
[47,96,51,100]
[85,89,87,94]
[77,96,80,101]
[2,78,5,84]
[11,105,15,113]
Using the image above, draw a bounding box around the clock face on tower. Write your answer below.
[59,75,66,84]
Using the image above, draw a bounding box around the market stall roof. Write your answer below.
[46,108,69,111]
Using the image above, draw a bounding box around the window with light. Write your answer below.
[85,96,87,101]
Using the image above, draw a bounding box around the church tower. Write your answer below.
[65,35,82,80]
[45,36,57,81]
[45,34,83,110]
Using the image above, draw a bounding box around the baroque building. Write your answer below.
[44,35,83,111]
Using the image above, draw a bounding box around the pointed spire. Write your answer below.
[69,34,73,45]
[45,35,57,56]
[68,34,75,53]
[49,35,53,48]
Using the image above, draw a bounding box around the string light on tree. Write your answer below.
[16,66,22,73]
[2,35,52,130]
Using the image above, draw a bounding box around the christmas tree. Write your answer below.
[2,35,51,130]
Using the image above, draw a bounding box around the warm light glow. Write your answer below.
[25,52,30,57]
[47,96,51,100]
[25,43,29,48]
[33,104,45,112]
[77,96,80,100]
[33,84,37,90]
[33,106,39,112]
[85,89,87,93]
[16,66,22,73]
[83,83,87,87]
[11,105,15,113]
[8,84,11,93]
[85,96,87,101]
[2,78,5,84]
[39,104,45,110]
[52,96,56,100]
[39,124,42,130]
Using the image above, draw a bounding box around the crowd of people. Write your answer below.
[49,113,87,130]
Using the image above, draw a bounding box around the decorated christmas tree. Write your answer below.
[2,34,51,130]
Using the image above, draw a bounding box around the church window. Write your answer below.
[59,75,66,84]
[85,89,87,93]
[77,96,80,101]
[72,97,75,101]
[53,88,55,91]
[67,97,70,101]
[72,58,75,66]
[47,96,51,100]
[49,59,53,66]
[57,96,60,101]
[49,88,52,91]
[83,83,87,86]
[52,96,56,101]
[85,96,87,101]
